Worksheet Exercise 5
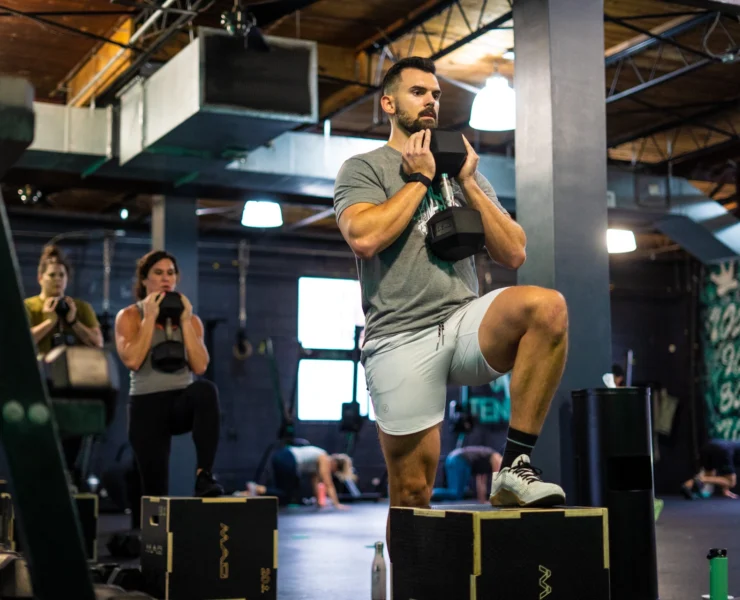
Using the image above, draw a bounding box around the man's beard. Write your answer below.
[397,106,438,134]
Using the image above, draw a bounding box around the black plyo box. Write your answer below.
[141,495,278,600]
[391,504,610,600]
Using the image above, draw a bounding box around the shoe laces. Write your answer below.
[511,462,543,484]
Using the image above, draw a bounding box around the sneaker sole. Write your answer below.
[489,489,565,508]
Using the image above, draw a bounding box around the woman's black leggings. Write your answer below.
[270,447,300,506]
[128,380,220,496]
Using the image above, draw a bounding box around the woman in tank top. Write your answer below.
[114,250,223,500]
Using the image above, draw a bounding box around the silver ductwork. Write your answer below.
[118,27,318,171]
[21,102,112,175]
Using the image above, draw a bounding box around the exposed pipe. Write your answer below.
[12,229,354,259]
[68,0,179,107]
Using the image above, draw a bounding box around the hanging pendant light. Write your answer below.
[241,200,283,228]
[469,74,516,132]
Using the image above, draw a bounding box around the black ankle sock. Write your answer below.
[501,428,539,469]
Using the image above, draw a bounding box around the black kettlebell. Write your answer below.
[151,291,187,373]
[55,296,70,319]
[156,291,183,327]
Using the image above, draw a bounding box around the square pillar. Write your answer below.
[513,0,612,495]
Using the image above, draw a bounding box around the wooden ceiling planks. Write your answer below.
[603,0,705,49]
[268,0,440,48]
[0,0,130,98]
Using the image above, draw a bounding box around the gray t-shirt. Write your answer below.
[334,144,509,342]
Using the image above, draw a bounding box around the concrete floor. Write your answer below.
[97,496,740,599]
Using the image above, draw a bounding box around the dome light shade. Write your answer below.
[470,75,516,132]
[241,200,283,228]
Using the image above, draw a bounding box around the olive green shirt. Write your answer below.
[24,295,100,355]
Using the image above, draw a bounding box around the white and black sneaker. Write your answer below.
[489,454,565,507]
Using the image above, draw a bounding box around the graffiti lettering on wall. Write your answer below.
[465,373,511,426]
[701,261,740,440]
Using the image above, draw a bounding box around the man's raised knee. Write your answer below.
[397,480,432,508]
[530,288,568,340]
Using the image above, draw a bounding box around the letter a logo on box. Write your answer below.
[538,565,552,599]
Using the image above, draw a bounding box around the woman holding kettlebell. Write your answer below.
[115,250,223,501]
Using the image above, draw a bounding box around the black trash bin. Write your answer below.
[572,387,659,600]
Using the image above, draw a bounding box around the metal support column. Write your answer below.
[513,0,613,496]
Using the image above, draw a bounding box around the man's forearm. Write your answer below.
[461,178,527,269]
[343,182,428,259]
[181,319,209,375]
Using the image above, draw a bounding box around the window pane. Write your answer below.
[297,360,374,422]
[298,277,364,350]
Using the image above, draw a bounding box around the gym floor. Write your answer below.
[97,497,740,599]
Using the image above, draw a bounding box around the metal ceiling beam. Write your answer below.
[282,207,335,231]
[618,11,713,21]
[608,96,740,148]
[607,60,715,105]
[323,7,513,121]
[602,12,740,106]
[659,0,740,17]
[1,168,335,208]
[605,14,715,62]
[429,10,513,61]
[652,136,740,172]
[604,12,715,66]
[359,0,458,52]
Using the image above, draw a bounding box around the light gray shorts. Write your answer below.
[361,287,510,436]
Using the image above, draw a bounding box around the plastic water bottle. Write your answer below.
[702,548,730,600]
[371,541,387,600]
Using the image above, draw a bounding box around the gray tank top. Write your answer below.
[129,303,193,396]
[288,445,327,476]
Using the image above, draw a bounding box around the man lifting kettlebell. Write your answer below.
[114,250,224,499]
[333,56,569,554]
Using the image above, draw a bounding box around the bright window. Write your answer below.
[297,277,373,421]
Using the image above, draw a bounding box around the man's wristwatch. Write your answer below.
[407,172,432,188]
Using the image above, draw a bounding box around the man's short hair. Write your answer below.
[381,56,437,96]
